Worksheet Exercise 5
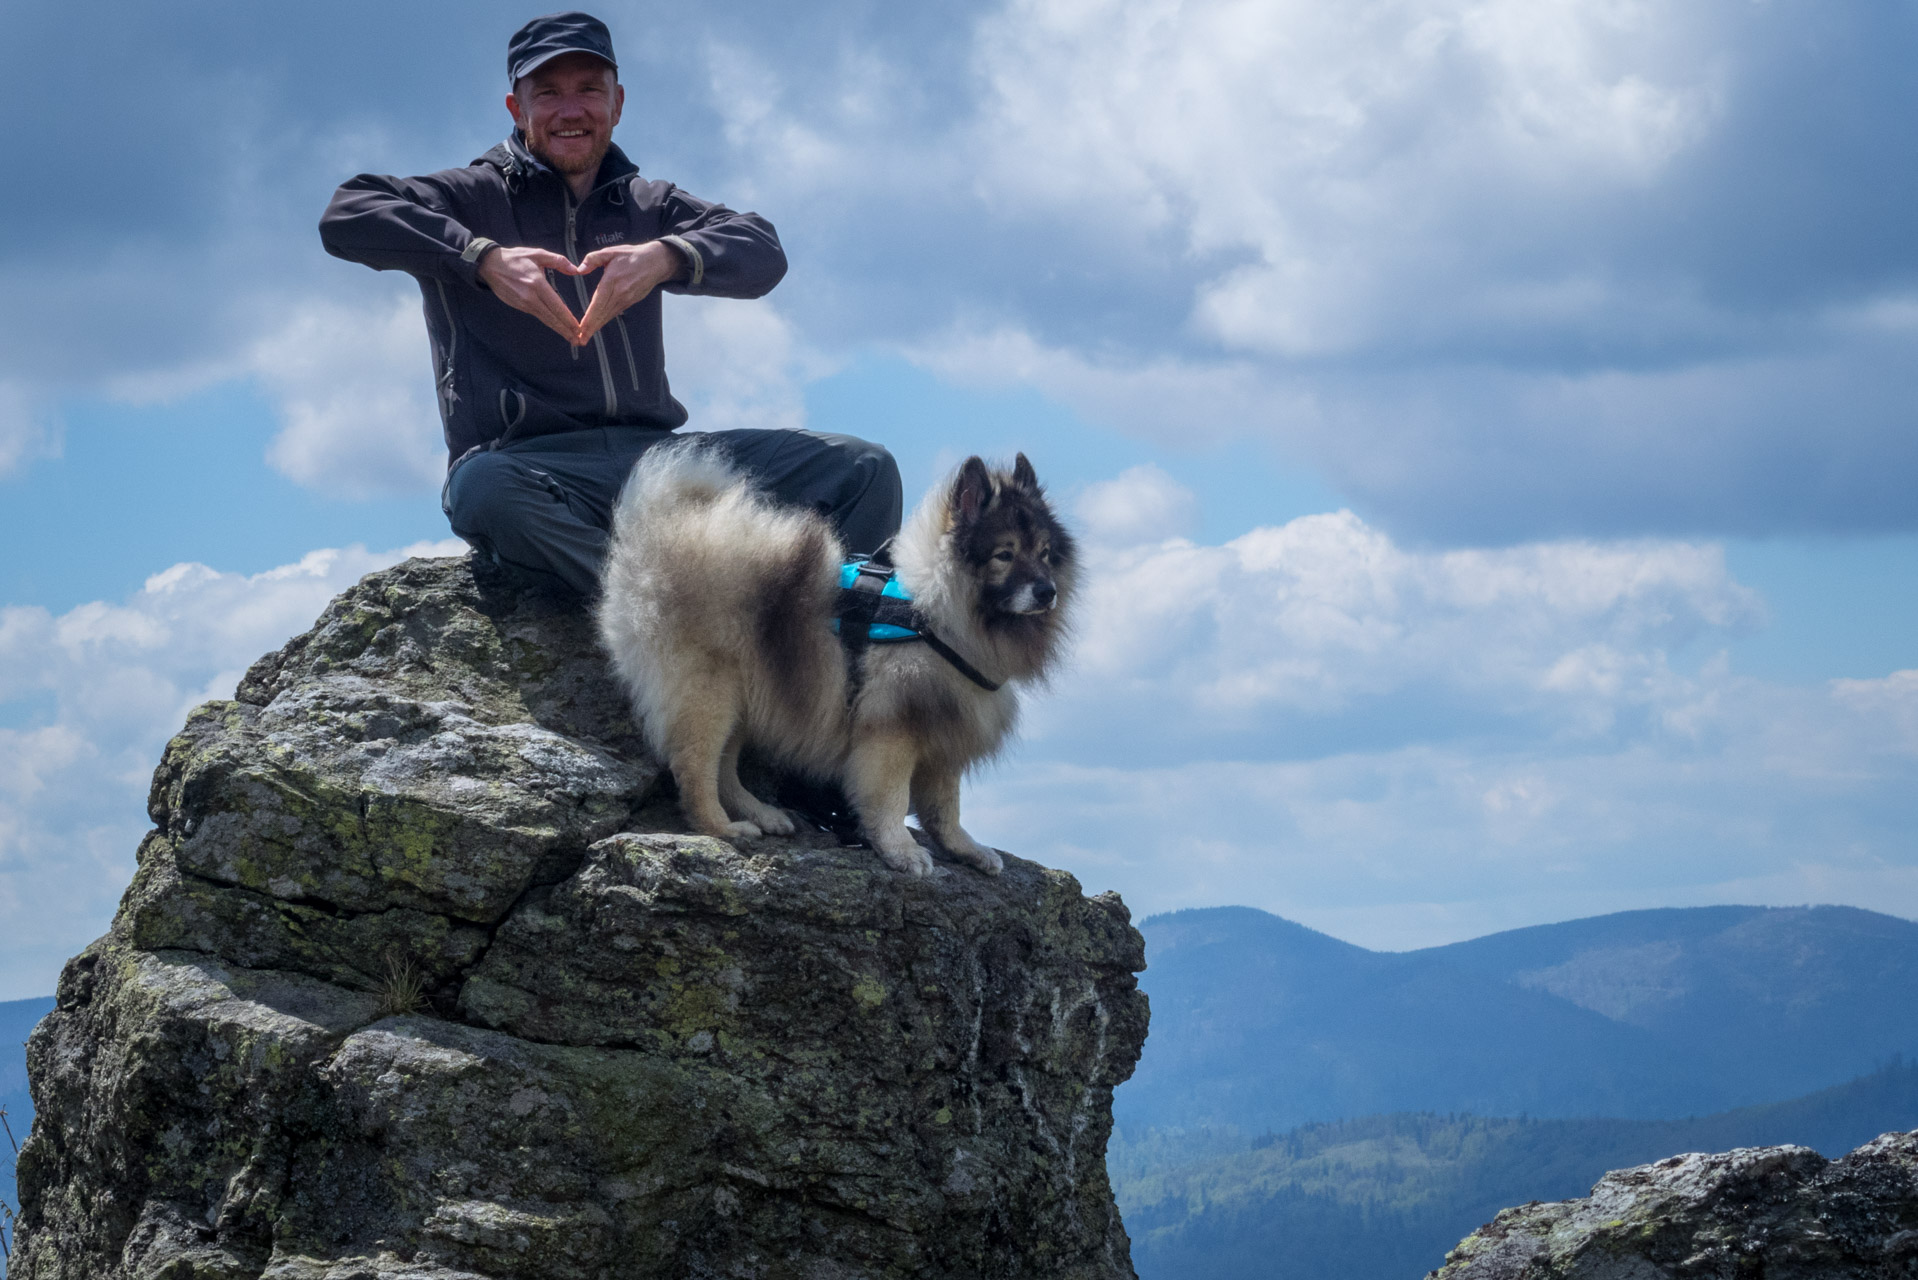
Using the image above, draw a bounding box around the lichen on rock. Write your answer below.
[1429,1131,1918,1279]
[12,554,1148,1280]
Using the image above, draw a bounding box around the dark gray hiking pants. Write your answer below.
[442,426,903,600]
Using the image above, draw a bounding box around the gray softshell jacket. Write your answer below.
[319,135,787,465]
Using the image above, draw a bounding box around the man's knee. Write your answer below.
[815,434,902,553]
[443,451,540,540]
[817,433,901,505]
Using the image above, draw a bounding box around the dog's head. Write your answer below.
[947,454,1077,629]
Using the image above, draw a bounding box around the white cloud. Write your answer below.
[668,295,826,435]
[953,482,1915,947]
[0,539,464,999]
[1074,465,1199,547]
[969,0,1724,355]
[692,0,1917,540]
[1044,489,1760,735]
[255,290,446,499]
[0,378,58,478]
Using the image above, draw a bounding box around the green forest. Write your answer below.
[1110,1059,1918,1280]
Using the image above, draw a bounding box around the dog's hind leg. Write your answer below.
[665,693,766,841]
[718,730,795,836]
[912,764,1003,875]
[846,735,935,877]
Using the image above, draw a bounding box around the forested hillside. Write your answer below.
[1112,1060,1918,1280]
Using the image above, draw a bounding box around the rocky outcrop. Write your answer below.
[1430,1131,1918,1279]
[12,555,1148,1280]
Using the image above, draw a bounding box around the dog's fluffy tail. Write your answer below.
[612,438,744,536]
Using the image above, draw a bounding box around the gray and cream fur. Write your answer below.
[597,441,1076,876]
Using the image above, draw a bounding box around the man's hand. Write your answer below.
[476,245,586,345]
[575,242,683,346]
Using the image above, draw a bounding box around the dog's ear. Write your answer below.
[1012,453,1039,493]
[952,456,992,526]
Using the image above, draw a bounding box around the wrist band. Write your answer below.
[660,235,704,287]
[461,236,501,264]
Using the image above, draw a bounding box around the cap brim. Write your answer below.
[510,47,617,84]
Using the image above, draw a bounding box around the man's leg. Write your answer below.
[704,429,904,555]
[443,427,901,598]
[442,446,624,598]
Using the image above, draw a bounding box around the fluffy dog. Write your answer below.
[597,441,1075,876]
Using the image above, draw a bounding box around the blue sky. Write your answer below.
[1,0,1915,997]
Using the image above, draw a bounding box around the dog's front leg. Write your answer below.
[846,735,934,877]
[912,765,1003,876]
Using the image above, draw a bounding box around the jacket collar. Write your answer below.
[478,133,640,197]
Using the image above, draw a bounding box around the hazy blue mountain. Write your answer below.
[1429,904,1918,1104]
[1,995,54,1233]
[1117,905,1918,1133]
[1114,1060,1918,1280]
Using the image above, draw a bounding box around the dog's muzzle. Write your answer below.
[1007,580,1057,615]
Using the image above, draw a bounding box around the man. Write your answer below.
[320,11,901,600]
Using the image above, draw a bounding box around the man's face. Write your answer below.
[507,52,624,179]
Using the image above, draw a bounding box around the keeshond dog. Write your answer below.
[597,441,1075,877]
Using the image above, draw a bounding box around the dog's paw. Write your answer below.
[719,820,764,840]
[876,842,936,877]
[755,808,796,837]
[949,842,1004,876]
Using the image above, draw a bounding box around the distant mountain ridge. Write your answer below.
[1118,904,1918,1133]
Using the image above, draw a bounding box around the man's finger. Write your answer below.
[577,247,618,274]
[527,248,581,275]
[576,287,620,345]
[529,279,584,344]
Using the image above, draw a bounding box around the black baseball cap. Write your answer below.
[507,12,618,85]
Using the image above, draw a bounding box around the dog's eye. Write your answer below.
[993,549,1015,563]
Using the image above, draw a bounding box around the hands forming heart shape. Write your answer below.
[475,241,682,348]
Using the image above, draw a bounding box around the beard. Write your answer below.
[525,128,611,179]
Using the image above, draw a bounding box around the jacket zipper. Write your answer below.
[615,316,642,391]
[564,193,620,418]
[432,281,460,414]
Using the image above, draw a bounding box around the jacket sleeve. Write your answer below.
[655,187,788,299]
[319,171,495,288]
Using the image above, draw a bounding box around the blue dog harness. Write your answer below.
[832,549,1002,694]
[830,560,922,642]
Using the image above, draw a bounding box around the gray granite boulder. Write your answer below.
[1430,1130,1918,1279]
[12,554,1147,1280]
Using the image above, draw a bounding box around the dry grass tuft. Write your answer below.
[377,950,428,1018]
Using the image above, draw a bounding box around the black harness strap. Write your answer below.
[833,543,1004,698]
[915,628,1003,692]
[834,546,892,703]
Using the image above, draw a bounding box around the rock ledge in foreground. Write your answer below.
[1430,1129,1918,1279]
[13,554,1148,1280]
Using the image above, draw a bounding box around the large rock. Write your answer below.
[12,555,1148,1280]
[1430,1131,1918,1279]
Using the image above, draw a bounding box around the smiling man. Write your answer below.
[320,11,901,600]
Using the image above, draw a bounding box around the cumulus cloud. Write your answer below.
[7,0,1914,540]
[705,0,1918,540]
[1042,487,1762,747]
[948,474,1916,946]
[256,290,447,498]
[0,378,58,479]
[0,538,464,999]
[669,296,825,435]
[1074,465,1200,547]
